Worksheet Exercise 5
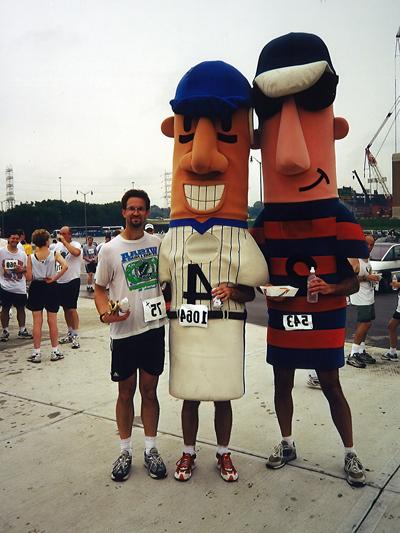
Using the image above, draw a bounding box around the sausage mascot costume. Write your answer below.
[159,61,269,401]
[251,33,369,486]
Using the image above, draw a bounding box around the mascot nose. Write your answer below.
[180,118,228,175]
[276,98,310,175]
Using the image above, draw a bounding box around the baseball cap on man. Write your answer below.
[145,223,154,231]
[253,32,339,120]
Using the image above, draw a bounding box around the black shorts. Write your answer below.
[57,278,80,310]
[393,311,400,320]
[85,262,97,274]
[110,326,165,381]
[27,280,59,313]
[355,303,375,323]
[0,286,27,308]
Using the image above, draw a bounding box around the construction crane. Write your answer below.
[363,96,400,199]
[352,170,370,203]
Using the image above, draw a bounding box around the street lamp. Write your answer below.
[76,190,93,239]
[58,177,62,201]
[250,155,263,203]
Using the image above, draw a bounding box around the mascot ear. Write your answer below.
[334,117,349,140]
[161,116,175,138]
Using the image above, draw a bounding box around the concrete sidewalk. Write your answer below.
[0,296,399,533]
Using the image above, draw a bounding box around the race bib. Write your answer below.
[142,296,167,323]
[5,259,18,270]
[283,314,313,331]
[178,304,208,328]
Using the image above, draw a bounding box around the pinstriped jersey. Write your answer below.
[159,222,269,312]
[252,198,368,369]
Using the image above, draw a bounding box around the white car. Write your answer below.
[370,242,400,292]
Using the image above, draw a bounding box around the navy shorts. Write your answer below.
[27,280,59,313]
[110,326,165,381]
[57,278,80,310]
[0,286,27,308]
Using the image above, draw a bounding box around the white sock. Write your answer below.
[183,444,196,456]
[51,346,60,353]
[344,446,356,457]
[71,330,78,336]
[282,435,294,446]
[144,435,156,454]
[3,327,9,333]
[216,445,229,456]
[390,347,397,355]
[309,369,318,379]
[351,344,361,356]
[19,326,26,333]
[32,348,41,354]
[120,437,132,455]
[68,327,73,334]
[360,342,366,352]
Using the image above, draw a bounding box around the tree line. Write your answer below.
[0,199,264,240]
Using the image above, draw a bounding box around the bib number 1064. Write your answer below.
[179,304,208,328]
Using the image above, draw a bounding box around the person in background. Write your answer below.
[26,229,68,363]
[96,234,111,255]
[348,234,380,368]
[0,229,32,341]
[16,229,32,255]
[55,226,83,349]
[384,276,400,361]
[82,235,98,292]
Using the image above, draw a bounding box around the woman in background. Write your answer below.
[26,229,68,363]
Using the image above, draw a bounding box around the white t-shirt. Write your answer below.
[95,233,166,339]
[0,247,28,294]
[54,241,82,284]
[350,258,374,306]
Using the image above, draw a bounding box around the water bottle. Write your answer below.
[392,273,397,291]
[307,266,318,303]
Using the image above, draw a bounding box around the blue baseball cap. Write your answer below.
[170,61,252,118]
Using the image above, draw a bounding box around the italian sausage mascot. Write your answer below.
[252,33,369,486]
[159,61,269,482]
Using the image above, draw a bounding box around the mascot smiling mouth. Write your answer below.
[184,184,225,212]
[299,168,330,192]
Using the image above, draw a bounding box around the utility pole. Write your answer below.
[59,177,62,201]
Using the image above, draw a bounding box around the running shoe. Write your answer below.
[216,452,238,482]
[174,452,196,481]
[71,335,80,349]
[50,350,64,361]
[346,354,366,369]
[59,333,72,344]
[111,450,132,481]
[27,352,41,363]
[357,351,376,364]
[18,329,33,339]
[344,452,366,487]
[266,441,297,469]
[381,352,398,361]
[0,330,9,342]
[306,375,321,389]
[144,448,167,479]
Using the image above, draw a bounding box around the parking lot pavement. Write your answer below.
[1,297,399,532]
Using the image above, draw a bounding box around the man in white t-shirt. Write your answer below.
[95,189,167,483]
[0,230,32,341]
[54,226,82,349]
[348,234,380,368]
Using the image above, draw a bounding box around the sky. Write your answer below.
[0,0,399,208]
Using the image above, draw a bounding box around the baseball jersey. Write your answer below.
[252,198,368,370]
[159,219,269,400]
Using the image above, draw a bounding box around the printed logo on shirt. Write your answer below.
[120,247,158,291]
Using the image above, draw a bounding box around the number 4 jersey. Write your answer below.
[159,222,269,401]
[95,233,167,339]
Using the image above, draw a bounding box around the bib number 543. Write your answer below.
[283,314,313,331]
